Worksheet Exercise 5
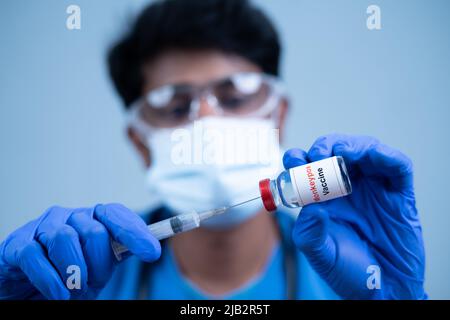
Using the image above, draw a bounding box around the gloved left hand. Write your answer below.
[0,203,160,300]
[284,134,426,299]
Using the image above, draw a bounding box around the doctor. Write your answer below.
[0,0,426,299]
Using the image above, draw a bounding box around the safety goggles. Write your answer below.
[127,72,285,132]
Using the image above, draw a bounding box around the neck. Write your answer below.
[170,209,280,296]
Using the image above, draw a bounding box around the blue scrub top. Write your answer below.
[98,208,340,300]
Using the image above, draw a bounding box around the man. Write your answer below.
[0,0,426,299]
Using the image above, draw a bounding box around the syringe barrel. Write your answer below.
[111,212,200,261]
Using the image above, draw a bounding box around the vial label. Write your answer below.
[289,156,348,206]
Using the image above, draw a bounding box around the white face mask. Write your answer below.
[145,116,282,229]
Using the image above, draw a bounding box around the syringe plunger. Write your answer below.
[111,211,201,261]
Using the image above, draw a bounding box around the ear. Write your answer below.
[127,126,151,168]
[276,97,289,142]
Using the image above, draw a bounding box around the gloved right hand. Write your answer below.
[284,135,426,299]
[0,203,161,300]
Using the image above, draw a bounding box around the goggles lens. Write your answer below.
[134,72,281,128]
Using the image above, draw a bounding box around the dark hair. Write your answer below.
[107,0,281,108]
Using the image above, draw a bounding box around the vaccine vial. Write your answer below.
[259,156,352,211]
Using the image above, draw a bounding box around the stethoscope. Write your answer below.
[137,209,298,300]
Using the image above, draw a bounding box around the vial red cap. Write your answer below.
[259,179,277,212]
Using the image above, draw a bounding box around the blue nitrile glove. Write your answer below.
[0,203,160,300]
[284,134,426,299]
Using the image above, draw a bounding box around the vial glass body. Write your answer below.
[260,156,352,211]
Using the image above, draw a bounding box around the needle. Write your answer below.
[228,196,261,209]
[197,196,262,220]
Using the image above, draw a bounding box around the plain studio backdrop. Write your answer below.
[0,0,449,299]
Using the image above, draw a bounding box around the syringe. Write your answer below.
[111,196,261,261]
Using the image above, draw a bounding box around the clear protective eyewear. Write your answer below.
[127,72,286,132]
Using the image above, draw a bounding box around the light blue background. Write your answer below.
[0,0,449,299]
